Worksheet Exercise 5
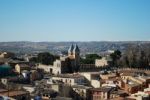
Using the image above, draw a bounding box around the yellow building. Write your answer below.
[15,64,30,74]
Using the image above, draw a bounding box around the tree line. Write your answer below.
[30,52,59,65]
[111,43,150,69]
[80,54,102,64]
[30,43,150,69]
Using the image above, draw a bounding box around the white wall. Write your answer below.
[91,80,100,88]
[37,64,53,73]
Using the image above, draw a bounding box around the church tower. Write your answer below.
[73,44,80,72]
[68,44,80,72]
[68,44,74,56]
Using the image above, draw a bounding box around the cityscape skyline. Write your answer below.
[0,0,150,42]
[0,1,150,100]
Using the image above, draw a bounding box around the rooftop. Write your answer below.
[0,89,8,93]
[0,90,29,97]
[72,85,92,89]
[16,64,30,68]
[90,86,115,92]
[52,74,84,79]
[52,96,73,100]
[124,80,140,87]
[80,72,101,75]
[111,89,128,95]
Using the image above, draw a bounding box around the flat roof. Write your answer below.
[90,86,115,92]
[72,85,92,89]
[52,74,84,79]
[0,89,8,93]
[125,80,140,87]
[0,90,29,97]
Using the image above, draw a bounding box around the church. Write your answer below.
[68,44,80,72]
[46,44,80,75]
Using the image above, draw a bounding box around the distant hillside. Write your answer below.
[0,41,149,55]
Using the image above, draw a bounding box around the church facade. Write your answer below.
[68,44,80,72]
[42,44,80,75]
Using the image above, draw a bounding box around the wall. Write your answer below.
[91,80,100,88]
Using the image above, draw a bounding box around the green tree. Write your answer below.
[81,54,101,64]
[121,44,150,69]
[30,57,38,63]
[37,52,55,65]
[110,50,121,67]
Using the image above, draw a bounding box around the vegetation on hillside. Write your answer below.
[110,44,150,69]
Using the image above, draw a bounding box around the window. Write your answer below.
[65,79,67,83]
[103,92,105,98]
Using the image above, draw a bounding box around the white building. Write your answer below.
[72,85,92,99]
[95,57,109,67]
[128,91,150,100]
[80,72,101,88]
[37,44,80,75]
[95,56,112,67]
[37,64,53,73]
[51,74,86,86]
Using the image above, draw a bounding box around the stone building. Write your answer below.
[38,44,80,74]
[51,74,85,86]
[0,89,30,100]
[53,44,80,74]
[67,44,80,72]
[95,56,112,67]
[88,86,116,100]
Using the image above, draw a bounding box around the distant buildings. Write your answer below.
[0,52,14,58]
[38,64,53,73]
[128,91,150,100]
[120,71,150,94]
[0,44,150,100]
[95,56,112,67]
[72,85,92,99]
[51,74,86,86]
[0,89,30,100]
[15,64,30,74]
[81,72,101,88]
[88,86,117,100]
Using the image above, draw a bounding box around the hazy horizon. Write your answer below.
[0,40,150,43]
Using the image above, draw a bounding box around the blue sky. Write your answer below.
[0,0,150,42]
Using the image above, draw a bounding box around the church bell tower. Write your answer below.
[68,44,80,72]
